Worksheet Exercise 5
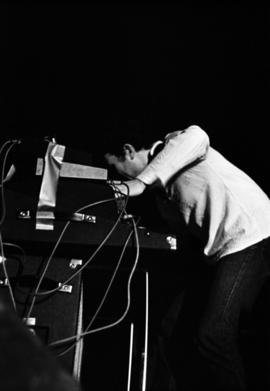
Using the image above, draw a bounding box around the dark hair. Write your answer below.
[99,118,157,157]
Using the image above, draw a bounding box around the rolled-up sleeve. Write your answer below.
[137,125,210,186]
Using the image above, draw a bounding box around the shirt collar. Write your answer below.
[148,140,164,162]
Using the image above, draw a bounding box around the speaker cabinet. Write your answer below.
[0,253,83,377]
[0,302,81,391]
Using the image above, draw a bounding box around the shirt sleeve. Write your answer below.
[136,125,210,186]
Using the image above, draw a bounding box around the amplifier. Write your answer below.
[0,253,83,378]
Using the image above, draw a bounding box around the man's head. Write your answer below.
[101,119,155,179]
[104,143,150,179]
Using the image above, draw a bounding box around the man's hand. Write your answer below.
[108,178,146,197]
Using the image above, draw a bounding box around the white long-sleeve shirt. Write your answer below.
[137,125,270,261]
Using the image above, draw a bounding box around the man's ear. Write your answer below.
[123,143,136,160]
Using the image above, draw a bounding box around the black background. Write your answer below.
[1,3,270,192]
[1,4,270,389]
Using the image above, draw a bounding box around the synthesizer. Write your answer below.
[1,184,177,257]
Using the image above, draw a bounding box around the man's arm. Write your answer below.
[108,178,147,197]
[137,125,209,186]
[109,125,209,198]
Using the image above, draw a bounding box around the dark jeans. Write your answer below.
[194,239,270,390]
[149,238,270,391]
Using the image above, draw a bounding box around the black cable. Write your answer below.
[55,218,135,357]
[0,140,21,310]
[0,231,17,311]
[25,189,130,320]
[50,216,140,355]
[2,242,26,277]
[34,182,130,297]
[0,141,19,226]
[48,183,133,355]
[0,140,12,158]
[34,197,128,296]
